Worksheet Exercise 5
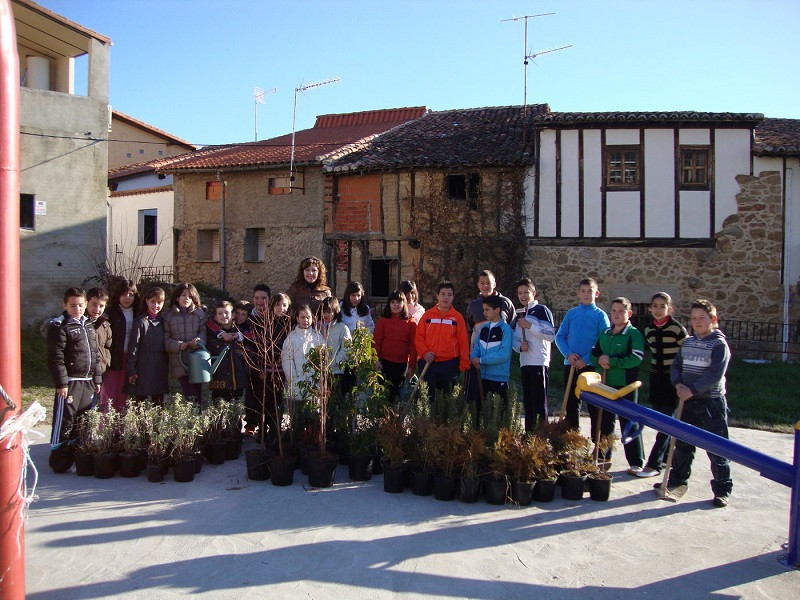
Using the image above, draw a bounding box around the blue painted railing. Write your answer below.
[579,389,800,568]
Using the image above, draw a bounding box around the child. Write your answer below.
[470,295,514,422]
[340,281,375,334]
[163,282,207,402]
[466,270,515,340]
[512,277,556,432]
[47,287,102,472]
[206,301,249,402]
[554,277,611,430]
[126,287,169,406]
[281,304,325,402]
[320,296,352,377]
[415,281,471,399]
[234,300,253,328]
[86,287,112,379]
[590,297,646,474]
[639,292,688,477]
[400,280,426,324]
[667,299,732,507]
[101,278,138,413]
[373,291,417,402]
[287,256,331,320]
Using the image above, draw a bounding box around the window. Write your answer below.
[605,146,641,189]
[244,228,266,262]
[138,209,157,246]
[268,176,291,195]
[206,181,222,200]
[197,229,220,261]
[20,194,34,229]
[446,173,481,210]
[369,258,399,298]
[680,147,710,189]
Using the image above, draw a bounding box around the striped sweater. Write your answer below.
[670,329,730,399]
[644,317,688,375]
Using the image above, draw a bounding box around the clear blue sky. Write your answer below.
[38,0,800,147]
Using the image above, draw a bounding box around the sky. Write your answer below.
[35,0,800,148]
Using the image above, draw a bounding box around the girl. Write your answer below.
[126,287,169,406]
[340,281,375,334]
[281,304,324,402]
[287,256,331,321]
[163,282,207,402]
[373,290,417,402]
[400,280,425,324]
[639,292,689,477]
[205,301,248,403]
[101,278,139,413]
[320,296,351,377]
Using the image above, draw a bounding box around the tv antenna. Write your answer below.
[289,77,340,183]
[501,13,571,109]
[253,86,277,142]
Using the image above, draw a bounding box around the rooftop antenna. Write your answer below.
[501,13,571,109]
[253,86,277,142]
[289,77,340,185]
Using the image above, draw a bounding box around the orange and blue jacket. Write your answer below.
[414,306,470,371]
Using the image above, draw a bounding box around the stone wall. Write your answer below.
[524,171,785,326]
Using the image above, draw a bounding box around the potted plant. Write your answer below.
[299,345,339,488]
[557,428,593,500]
[93,406,121,479]
[223,399,246,460]
[202,401,229,465]
[168,396,202,482]
[406,413,435,496]
[376,409,406,493]
[141,403,170,482]
[507,433,537,506]
[120,402,146,477]
[73,409,101,477]
[483,428,514,505]
[530,434,558,503]
[347,419,377,481]
[456,429,486,503]
[587,434,616,501]
[428,422,464,501]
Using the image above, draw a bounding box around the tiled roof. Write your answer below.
[325,105,550,172]
[531,111,764,125]
[108,159,159,180]
[110,185,173,198]
[754,118,800,156]
[157,107,427,172]
[112,110,197,150]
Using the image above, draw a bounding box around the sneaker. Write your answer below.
[712,496,729,508]
[636,466,661,478]
[626,466,643,476]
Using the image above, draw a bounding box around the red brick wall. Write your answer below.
[335,174,382,232]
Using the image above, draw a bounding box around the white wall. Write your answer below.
[715,129,752,231]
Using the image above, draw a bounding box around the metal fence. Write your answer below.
[138,266,174,283]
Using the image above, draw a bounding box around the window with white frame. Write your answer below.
[138,209,157,246]
[244,228,266,262]
[197,229,220,261]
[605,146,641,189]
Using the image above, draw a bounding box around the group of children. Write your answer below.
[46,259,733,508]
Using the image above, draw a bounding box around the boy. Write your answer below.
[415,280,470,398]
[667,299,732,507]
[206,301,248,402]
[233,301,253,329]
[470,295,513,422]
[513,277,555,432]
[86,287,112,377]
[639,292,688,477]
[47,287,102,473]
[554,278,610,429]
[590,297,646,474]
[244,284,271,433]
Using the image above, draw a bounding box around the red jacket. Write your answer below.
[373,315,417,368]
[415,306,470,371]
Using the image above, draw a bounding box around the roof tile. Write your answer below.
[754,118,800,156]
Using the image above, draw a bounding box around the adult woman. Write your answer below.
[287,256,331,321]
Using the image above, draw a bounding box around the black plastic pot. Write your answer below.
[588,474,613,501]
[74,451,95,477]
[173,457,196,482]
[93,453,116,479]
[299,443,317,475]
[246,449,271,481]
[533,478,557,502]
[459,476,481,503]
[270,455,295,486]
[559,474,587,500]
[383,466,405,493]
[225,436,243,460]
[193,453,204,474]
[146,464,164,483]
[483,477,507,505]
[307,451,339,488]
[411,469,434,496]
[348,453,374,481]
[120,452,141,478]
[433,474,457,501]
[206,440,228,465]
[510,480,535,506]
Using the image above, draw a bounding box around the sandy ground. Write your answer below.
[20,421,799,599]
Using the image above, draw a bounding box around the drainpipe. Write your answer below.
[784,167,794,363]
[0,1,25,598]
[217,171,226,290]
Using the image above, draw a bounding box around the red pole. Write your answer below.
[0,0,24,598]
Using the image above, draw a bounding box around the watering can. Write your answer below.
[180,341,229,384]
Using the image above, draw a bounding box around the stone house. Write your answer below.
[324,105,549,308]
[13,0,111,323]
[525,111,799,338]
[158,107,426,301]
[107,112,197,283]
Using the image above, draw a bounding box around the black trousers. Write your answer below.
[49,380,95,473]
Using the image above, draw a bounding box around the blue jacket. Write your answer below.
[555,303,610,366]
[470,320,513,383]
